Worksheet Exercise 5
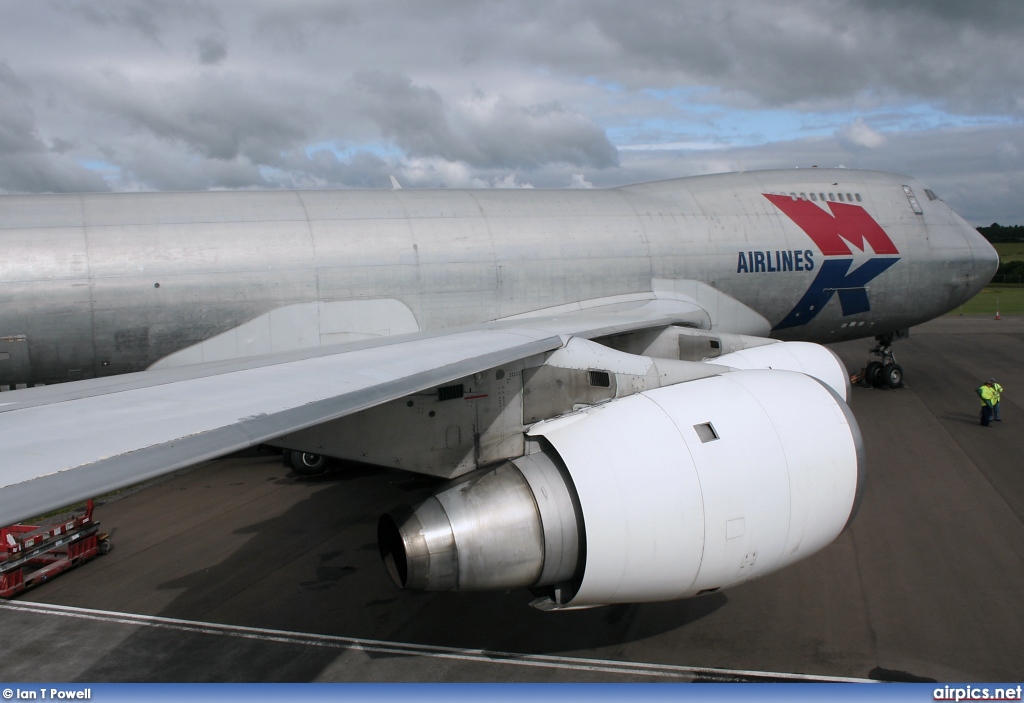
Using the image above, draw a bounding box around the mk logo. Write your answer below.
[763,194,900,330]
[763,195,899,255]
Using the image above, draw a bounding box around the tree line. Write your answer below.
[978,223,1024,243]
[975,225,1024,280]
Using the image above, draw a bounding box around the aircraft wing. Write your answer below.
[0,298,708,526]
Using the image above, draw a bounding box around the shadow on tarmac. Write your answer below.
[78,458,728,681]
[943,410,988,426]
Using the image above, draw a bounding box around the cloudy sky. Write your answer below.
[1,0,1022,224]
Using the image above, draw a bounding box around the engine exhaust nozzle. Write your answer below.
[378,455,581,592]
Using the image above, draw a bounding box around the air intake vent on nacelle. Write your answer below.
[693,422,719,443]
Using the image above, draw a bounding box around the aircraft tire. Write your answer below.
[291,451,328,476]
[865,361,884,388]
[883,363,904,389]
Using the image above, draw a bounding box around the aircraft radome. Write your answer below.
[0,168,997,609]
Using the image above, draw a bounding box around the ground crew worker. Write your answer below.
[990,378,1004,421]
[978,381,996,426]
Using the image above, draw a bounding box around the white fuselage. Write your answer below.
[0,169,997,387]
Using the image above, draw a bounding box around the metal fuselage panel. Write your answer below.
[0,170,995,386]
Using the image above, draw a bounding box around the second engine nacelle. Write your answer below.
[712,341,852,402]
[378,369,864,608]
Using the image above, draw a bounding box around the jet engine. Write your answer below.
[379,368,864,608]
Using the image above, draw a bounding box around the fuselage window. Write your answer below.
[800,192,807,200]
[820,193,826,201]
[837,193,844,202]
[828,193,835,201]
[810,193,818,201]
[855,193,862,202]
[790,192,797,200]
[846,193,853,201]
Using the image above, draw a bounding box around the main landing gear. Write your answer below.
[281,449,329,476]
[862,333,904,389]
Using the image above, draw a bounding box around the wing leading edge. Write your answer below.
[0,298,708,526]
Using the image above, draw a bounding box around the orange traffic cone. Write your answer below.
[995,310,1001,320]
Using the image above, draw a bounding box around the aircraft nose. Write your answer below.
[974,235,1000,284]
[954,213,999,293]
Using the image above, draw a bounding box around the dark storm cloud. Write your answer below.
[352,71,617,169]
[0,63,34,154]
[251,2,357,52]
[68,0,223,44]
[352,72,453,158]
[75,70,311,163]
[197,36,227,65]
[854,0,1023,31]
[0,1,1019,221]
[0,62,108,193]
[541,0,1024,113]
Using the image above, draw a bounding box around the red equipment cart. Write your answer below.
[0,500,110,598]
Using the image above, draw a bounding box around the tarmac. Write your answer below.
[2,315,1023,683]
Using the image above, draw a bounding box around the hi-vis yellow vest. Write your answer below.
[978,385,996,407]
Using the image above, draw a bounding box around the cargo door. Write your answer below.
[0,335,31,389]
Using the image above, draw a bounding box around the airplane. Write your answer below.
[0,168,997,610]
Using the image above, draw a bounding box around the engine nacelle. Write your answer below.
[712,341,851,401]
[379,369,864,608]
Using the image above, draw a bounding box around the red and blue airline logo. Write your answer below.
[756,194,901,330]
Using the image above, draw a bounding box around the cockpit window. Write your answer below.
[903,185,923,214]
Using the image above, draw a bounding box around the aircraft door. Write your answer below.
[0,335,31,388]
